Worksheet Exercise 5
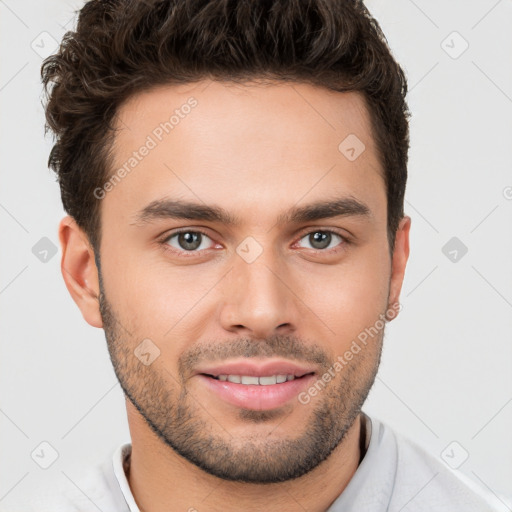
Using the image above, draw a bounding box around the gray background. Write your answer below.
[1,0,511,509]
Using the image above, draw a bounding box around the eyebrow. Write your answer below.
[131,196,372,227]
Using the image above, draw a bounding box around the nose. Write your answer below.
[219,247,299,340]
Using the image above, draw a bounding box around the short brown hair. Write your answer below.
[42,0,409,253]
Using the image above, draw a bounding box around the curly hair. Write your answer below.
[42,0,409,253]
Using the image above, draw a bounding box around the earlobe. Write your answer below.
[387,216,411,319]
[59,216,103,328]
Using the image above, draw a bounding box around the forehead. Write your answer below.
[114,80,376,155]
[104,80,385,228]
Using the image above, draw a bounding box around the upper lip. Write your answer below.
[194,359,317,378]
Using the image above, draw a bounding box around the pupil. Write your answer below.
[311,231,331,249]
[179,232,201,251]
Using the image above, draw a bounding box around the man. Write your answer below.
[32,0,497,510]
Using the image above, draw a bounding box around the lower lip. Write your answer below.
[197,374,316,411]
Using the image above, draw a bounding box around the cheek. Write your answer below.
[301,246,391,344]
[101,250,220,343]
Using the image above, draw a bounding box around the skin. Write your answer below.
[59,80,410,512]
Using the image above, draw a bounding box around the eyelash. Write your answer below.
[159,228,350,258]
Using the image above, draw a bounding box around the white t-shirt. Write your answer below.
[23,413,502,511]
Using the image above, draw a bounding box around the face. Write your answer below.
[71,80,409,483]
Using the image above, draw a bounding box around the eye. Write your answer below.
[296,230,346,252]
[163,229,216,253]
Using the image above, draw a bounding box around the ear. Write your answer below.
[59,215,103,328]
[387,216,411,319]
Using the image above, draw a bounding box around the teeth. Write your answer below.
[216,374,296,385]
[241,376,259,385]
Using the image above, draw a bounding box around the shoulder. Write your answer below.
[376,418,500,512]
[19,445,131,512]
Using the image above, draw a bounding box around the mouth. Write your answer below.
[195,361,318,411]
[202,372,314,385]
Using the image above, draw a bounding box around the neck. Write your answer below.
[125,403,365,512]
